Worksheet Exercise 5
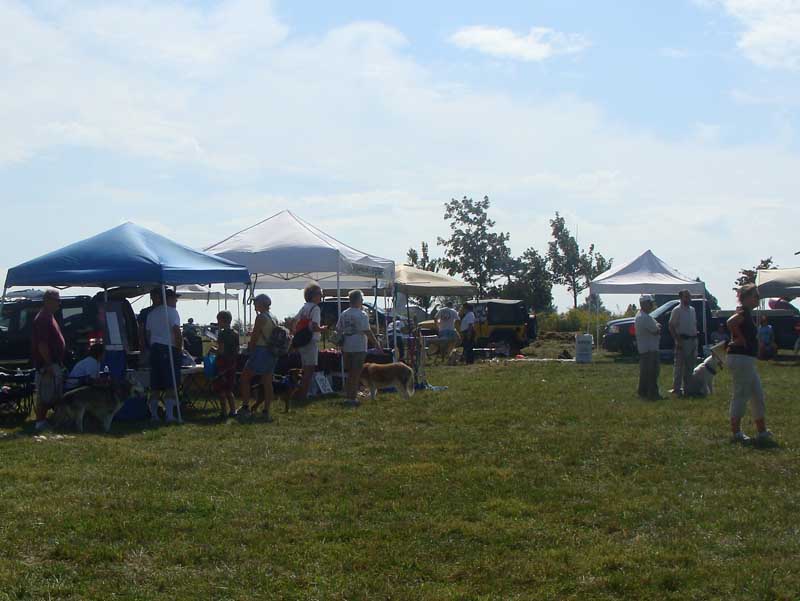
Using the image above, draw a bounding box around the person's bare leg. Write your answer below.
[262,374,274,419]
[239,369,252,411]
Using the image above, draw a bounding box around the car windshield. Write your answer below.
[650,301,678,319]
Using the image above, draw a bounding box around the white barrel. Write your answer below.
[575,334,594,363]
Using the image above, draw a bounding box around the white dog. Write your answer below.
[685,342,726,397]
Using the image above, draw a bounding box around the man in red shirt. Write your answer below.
[31,289,66,431]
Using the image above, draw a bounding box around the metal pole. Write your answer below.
[337,253,343,384]
[162,284,182,424]
[393,287,399,362]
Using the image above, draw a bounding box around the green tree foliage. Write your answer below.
[491,248,554,313]
[735,257,776,289]
[437,196,511,297]
[547,212,613,309]
[405,242,440,312]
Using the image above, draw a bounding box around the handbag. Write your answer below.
[292,317,313,348]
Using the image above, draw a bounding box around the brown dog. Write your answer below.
[54,377,134,433]
[359,362,415,401]
[251,368,303,413]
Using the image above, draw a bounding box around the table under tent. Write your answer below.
[205,209,395,391]
[2,222,251,422]
[589,249,708,351]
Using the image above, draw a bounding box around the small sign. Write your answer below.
[312,372,333,395]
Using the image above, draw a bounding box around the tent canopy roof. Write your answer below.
[4,222,250,288]
[205,210,394,288]
[394,265,476,297]
[590,249,705,295]
[756,268,800,298]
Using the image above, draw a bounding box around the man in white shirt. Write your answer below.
[65,343,106,391]
[460,303,477,365]
[634,295,662,400]
[145,288,182,422]
[668,289,698,396]
[336,290,380,407]
[435,302,459,342]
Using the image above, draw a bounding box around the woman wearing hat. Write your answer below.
[635,294,662,400]
[239,294,279,421]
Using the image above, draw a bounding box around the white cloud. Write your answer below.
[1,1,799,313]
[448,26,589,62]
[702,0,800,69]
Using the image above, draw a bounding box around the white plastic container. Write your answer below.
[575,334,594,363]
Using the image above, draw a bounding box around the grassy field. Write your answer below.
[2,351,800,600]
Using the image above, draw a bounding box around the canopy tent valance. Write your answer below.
[590,249,705,296]
[205,210,394,289]
[756,268,800,299]
[4,222,250,289]
[175,284,239,301]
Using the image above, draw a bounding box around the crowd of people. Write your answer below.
[634,285,774,445]
[25,282,787,444]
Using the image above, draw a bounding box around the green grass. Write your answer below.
[2,355,800,600]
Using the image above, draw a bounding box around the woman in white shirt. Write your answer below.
[336,290,381,407]
[292,283,327,402]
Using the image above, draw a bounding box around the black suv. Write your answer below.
[0,292,138,369]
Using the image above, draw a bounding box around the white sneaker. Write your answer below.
[731,431,751,444]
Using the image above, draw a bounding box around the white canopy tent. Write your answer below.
[205,210,394,291]
[206,210,396,375]
[589,249,708,347]
[590,250,705,295]
[756,268,800,299]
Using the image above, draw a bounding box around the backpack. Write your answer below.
[266,324,292,356]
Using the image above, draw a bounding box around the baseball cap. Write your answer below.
[639,294,654,303]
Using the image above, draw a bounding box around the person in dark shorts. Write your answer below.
[145,288,182,423]
[213,310,239,419]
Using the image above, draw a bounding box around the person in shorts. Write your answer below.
[31,289,66,431]
[460,303,477,365]
[145,288,182,423]
[336,290,381,407]
[435,301,460,343]
[213,310,239,419]
[239,294,278,421]
[292,283,327,402]
[727,284,774,445]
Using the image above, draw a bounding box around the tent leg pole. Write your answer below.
[162,285,182,424]
[393,289,398,362]
[0,284,7,332]
[337,255,343,391]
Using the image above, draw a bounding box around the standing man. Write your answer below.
[435,301,459,344]
[668,289,698,396]
[635,295,662,400]
[145,288,182,423]
[336,290,381,407]
[460,303,477,365]
[137,288,161,367]
[31,289,66,431]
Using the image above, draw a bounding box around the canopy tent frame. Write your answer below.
[2,222,250,424]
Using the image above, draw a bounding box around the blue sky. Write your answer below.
[1,0,799,321]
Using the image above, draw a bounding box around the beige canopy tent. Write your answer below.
[756,268,800,299]
[394,265,476,297]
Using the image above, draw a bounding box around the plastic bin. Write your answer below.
[575,334,594,363]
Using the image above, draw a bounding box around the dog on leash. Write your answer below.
[249,368,304,414]
[359,362,415,401]
[685,342,727,397]
[54,376,135,433]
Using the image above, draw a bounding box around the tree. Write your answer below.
[547,212,613,308]
[405,242,440,312]
[437,196,511,296]
[735,257,777,289]
[697,278,721,311]
[492,248,554,312]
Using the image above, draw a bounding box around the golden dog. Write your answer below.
[359,362,415,401]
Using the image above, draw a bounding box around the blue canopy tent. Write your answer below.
[2,222,251,422]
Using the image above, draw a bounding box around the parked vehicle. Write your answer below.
[419,299,536,355]
[603,298,800,355]
[0,290,138,369]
